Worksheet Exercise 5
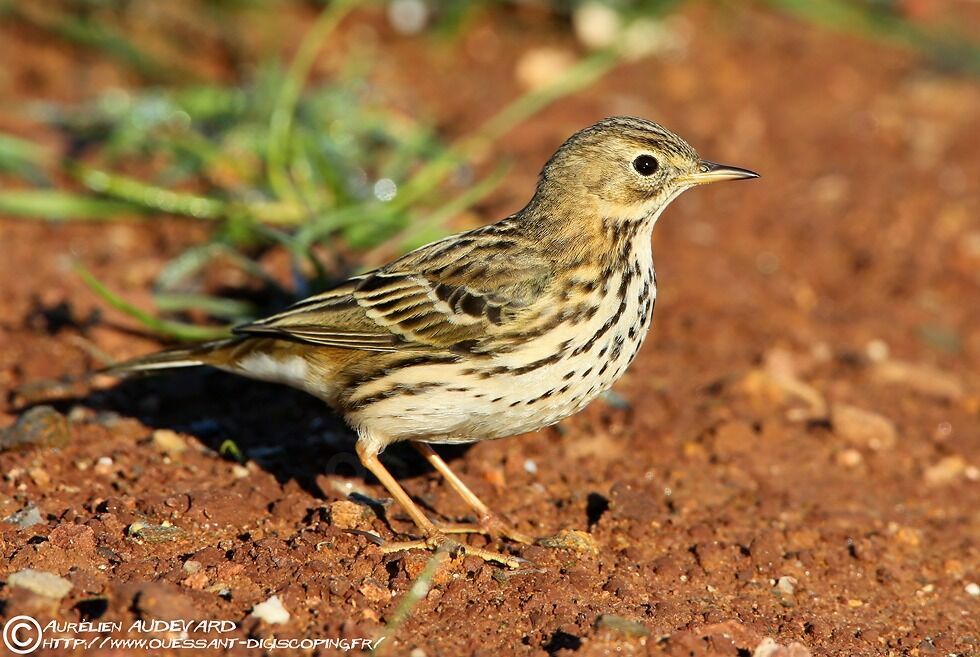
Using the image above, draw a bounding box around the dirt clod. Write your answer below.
[131,582,205,621]
[329,499,376,530]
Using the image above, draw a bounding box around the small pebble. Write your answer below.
[966,582,980,597]
[892,525,922,548]
[539,529,599,555]
[523,459,538,474]
[4,504,43,529]
[94,457,114,475]
[151,429,187,456]
[7,569,73,599]
[924,455,967,486]
[251,595,290,625]
[832,404,897,450]
[0,406,71,451]
[28,468,51,487]
[836,449,863,468]
[865,339,889,362]
[773,575,798,607]
[775,576,798,596]
[753,637,812,657]
[67,406,91,423]
[594,614,650,637]
[872,360,963,400]
[128,520,186,544]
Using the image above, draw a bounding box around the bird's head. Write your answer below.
[532,116,758,227]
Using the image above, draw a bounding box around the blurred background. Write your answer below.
[1,0,978,344]
[1,1,979,655]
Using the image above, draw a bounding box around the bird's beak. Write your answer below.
[682,161,760,185]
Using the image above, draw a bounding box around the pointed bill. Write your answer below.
[682,161,760,185]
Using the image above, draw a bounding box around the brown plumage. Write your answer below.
[110,117,758,567]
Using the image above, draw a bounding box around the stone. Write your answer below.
[831,404,897,450]
[7,569,72,599]
[151,429,187,456]
[251,595,290,624]
[0,406,71,451]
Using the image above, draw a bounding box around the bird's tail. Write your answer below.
[101,338,241,376]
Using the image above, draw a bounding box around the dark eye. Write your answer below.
[632,154,659,176]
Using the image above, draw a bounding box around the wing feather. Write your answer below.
[233,221,552,352]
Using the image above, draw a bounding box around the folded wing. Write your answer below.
[234,224,552,354]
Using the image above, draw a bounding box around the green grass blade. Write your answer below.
[395,161,509,252]
[267,0,358,205]
[0,133,50,180]
[76,265,232,342]
[295,48,621,249]
[152,293,256,320]
[75,166,227,220]
[0,190,135,221]
[4,3,181,82]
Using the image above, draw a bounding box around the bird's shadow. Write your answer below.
[13,287,479,515]
[27,368,469,505]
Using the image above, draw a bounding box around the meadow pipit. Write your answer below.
[110,117,758,567]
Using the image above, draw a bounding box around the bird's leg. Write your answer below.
[411,442,535,545]
[354,441,523,568]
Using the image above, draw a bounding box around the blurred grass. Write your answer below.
[0,0,625,340]
[762,0,980,75]
[76,265,233,341]
[1,0,978,341]
[0,0,183,82]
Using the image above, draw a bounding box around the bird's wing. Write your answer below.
[233,225,553,353]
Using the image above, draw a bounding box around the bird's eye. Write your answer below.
[632,154,659,176]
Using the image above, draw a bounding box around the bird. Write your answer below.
[106,116,758,568]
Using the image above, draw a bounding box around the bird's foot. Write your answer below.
[379,532,527,569]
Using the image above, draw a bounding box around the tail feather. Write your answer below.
[101,338,239,376]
